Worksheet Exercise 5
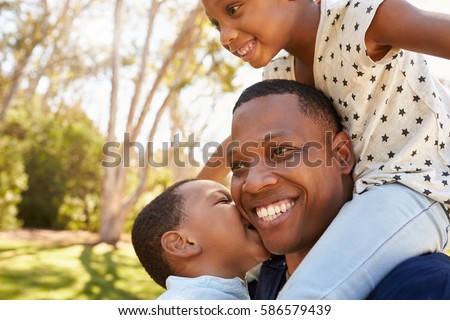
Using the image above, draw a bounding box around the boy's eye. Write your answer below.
[226,4,241,16]
[219,197,231,204]
[216,195,232,204]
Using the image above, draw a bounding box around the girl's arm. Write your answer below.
[196,135,231,182]
[366,0,450,61]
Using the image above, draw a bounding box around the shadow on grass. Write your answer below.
[0,262,77,299]
[0,239,96,260]
[0,241,163,299]
[78,245,140,299]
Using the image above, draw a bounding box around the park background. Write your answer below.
[1,0,450,299]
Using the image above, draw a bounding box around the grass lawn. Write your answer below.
[0,230,165,300]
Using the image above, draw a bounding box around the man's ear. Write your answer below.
[332,131,355,175]
[161,230,201,259]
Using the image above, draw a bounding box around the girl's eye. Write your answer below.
[210,20,220,30]
[226,4,241,16]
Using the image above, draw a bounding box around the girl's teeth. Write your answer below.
[237,41,255,56]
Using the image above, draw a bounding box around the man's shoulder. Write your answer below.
[368,253,450,300]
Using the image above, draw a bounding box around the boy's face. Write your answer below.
[178,180,269,277]
[201,0,297,68]
[230,94,351,256]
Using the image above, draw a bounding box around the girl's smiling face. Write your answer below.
[201,0,299,68]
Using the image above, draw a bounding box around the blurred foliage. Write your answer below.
[0,0,243,237]
[1,99,104,231]
[123,167,173,233]
[0,136,27,230]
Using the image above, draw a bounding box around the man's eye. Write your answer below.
[230,160,246,172]
[271,146,301,160]
[273,146,288,157]
[271,146,294,159]
[226,4,241,16]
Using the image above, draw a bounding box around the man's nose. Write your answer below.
[242,162,277,194]
[220,24,238,47]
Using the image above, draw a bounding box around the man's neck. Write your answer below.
[285,249,310,276]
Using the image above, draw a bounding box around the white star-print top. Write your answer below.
[263,0,450,209]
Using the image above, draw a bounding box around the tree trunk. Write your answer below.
[98,0,124,246]
[97,1,204,246]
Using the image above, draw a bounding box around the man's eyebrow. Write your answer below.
[226,132,297,158]
[263,131,293,142]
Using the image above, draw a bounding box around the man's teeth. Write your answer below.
[256,200,295,222]
[237,41,255,57]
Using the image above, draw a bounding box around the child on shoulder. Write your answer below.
[200,0,450,299]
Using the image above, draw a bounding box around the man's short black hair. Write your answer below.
[131,179,195,288]
[233,79,342,132]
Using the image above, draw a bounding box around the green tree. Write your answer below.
[0,135,27,230]
[0,0,242,239]
[3,100,104,230]
[0,0,109,230]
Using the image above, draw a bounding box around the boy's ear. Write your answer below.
[161,230,201,259]
[332,131,355,175]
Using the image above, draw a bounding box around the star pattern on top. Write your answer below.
[263,0,450,209]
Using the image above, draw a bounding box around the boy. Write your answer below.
[131,179,269,299]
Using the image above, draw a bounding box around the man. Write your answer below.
[228,79,450,299]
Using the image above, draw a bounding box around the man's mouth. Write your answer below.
[235,40,256,58]
[255,199,295,222]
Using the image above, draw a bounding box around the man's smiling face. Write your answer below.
[230,93,353,256]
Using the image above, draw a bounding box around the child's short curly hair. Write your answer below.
[131,179,195,288]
